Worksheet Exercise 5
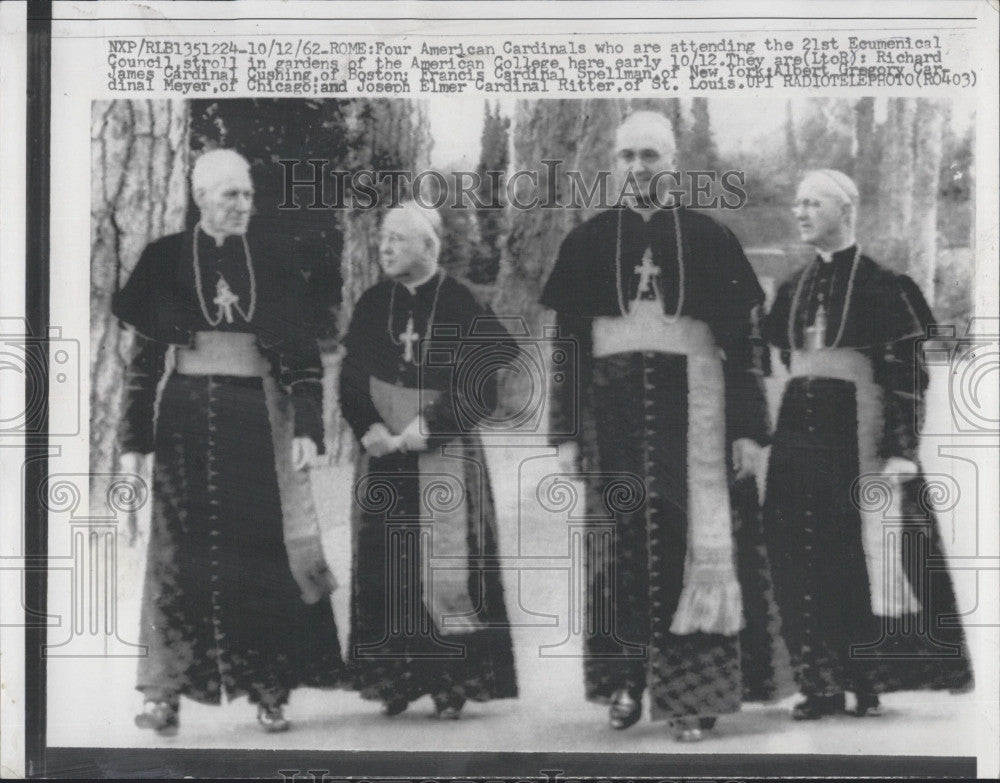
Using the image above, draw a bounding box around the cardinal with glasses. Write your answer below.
[760,169,973,721]
[339,201,518,720]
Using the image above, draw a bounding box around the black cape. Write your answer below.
[761,246,973,695]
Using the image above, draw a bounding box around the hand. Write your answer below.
[361,423,396,458]
[398,416,429,453]
[285,535,337,604]
[557,441,580,476]
[883,456,919,479]
[291,437,318,471]
[117,451,149,545]
[732,438,763,481]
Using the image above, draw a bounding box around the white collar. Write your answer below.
[403,266,439,293]
[818,239,856,263]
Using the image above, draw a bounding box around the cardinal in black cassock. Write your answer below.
[539,112,789,740]
[114,150,344,736]
[761,170,973,721]
[339,203,518,719]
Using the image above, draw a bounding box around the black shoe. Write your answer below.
[257,704,291,733]
[670,716,704,742]
[853,692,883,717]
[135,700,179,737]
[609,689,642,730]
[431,691,465,720]
[791,692,846,720]
[380,696,409,717]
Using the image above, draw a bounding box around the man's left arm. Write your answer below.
[873,274,934,469]
[723,305,771,448]
[715,224,771,453]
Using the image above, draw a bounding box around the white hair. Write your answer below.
[802,169,859,209]
[191,148,251,194]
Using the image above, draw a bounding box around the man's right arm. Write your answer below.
[117,331,167,457]
[337,294,388,447]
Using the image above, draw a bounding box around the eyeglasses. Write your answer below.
[616,149,664,164]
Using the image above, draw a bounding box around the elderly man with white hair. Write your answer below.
[339,200,519,720]
[761,169,973,720]
[539,111,782,740]
[113,148,344,736]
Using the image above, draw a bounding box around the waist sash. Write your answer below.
[592,303,743,637]
[369,377,483,636]
[176,331,270,376]
[788,348,922,618]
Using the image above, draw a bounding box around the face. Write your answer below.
[379,210,437,283]
[195,168,254,238]
[792,176,851,248]
[615,118,677,205]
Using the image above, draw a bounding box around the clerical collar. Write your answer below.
[197,225,243,253]
[817,242,857,264]
[402,266,440,294]
[624,202,681,223]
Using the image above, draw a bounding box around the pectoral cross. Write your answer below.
[804,300,828,352]
[399,315,420,364]
[213,277,240,323]
[634,248,660,298]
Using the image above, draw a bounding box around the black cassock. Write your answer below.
[762,246,973,697]
[541,206,790,720]
[339,272,518,706]
[114,227,345,707]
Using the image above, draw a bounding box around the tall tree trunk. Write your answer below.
[854,97,879,204]
[876,98,917,274]
[90,100,189,512]
[791,98,856,174]
[908,98,946,302]
[493,98,623,419]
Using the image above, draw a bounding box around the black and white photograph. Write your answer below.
[50,93,983,756]
[2,1,998,778]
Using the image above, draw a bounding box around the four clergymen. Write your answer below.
[116,117,972,740]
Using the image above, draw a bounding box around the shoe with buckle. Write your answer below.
[380,696,409,717]
[791,692,846,720]
[431,691,465,720]
[257,704,290,733]
[608,689,642,730]
[670,716,704,742]
[853,692,883,717]
[135,700,179,737]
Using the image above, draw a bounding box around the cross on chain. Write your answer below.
[213,277,240,323]
[634,248,660,297]
[399,315,420,364]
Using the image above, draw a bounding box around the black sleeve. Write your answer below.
[762,277,795,371]
[723,302,771,446]
[872,274,934,462]
[338,291,385,444]
[277,331,326,454]
[548,312,592,447]
[713,225,770,445]
[260,270,327,454]
[422,303,518,447]
[117,332,167,455]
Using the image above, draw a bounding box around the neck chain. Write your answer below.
[614,207,685,320]
[387,270,445,365]
[192,222,256,327]
[787,244,861,350]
